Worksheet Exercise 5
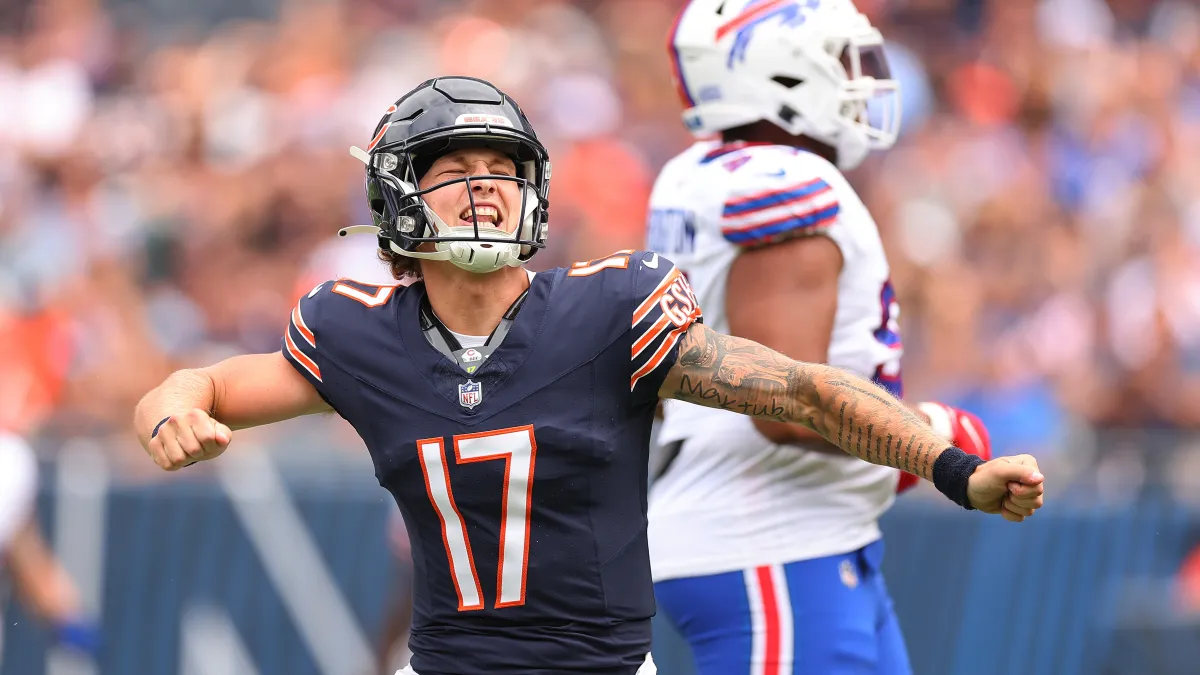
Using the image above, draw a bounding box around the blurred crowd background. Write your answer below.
[6,0,1200,491]
[3,0,1200,672]
[3,0,1200,482]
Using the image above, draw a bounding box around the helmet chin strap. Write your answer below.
[339,222,523,274]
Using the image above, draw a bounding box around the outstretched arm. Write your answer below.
[134,352,331,470]
[658,323,1044,519]
[659,323,942,477]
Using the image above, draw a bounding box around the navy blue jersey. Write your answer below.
[281,250,702,674]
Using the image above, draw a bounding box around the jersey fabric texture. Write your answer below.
[281,251,701,674]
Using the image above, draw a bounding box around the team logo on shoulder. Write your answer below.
[839,559,859,589]
[458,380,483,409]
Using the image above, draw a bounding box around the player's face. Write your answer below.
[419,148,523,235]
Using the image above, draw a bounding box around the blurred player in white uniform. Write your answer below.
[647,1,992,673]
[0,433,99,663]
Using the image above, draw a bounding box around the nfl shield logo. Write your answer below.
[458,380,483,409]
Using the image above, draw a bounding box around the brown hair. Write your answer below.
[378,247,422,281]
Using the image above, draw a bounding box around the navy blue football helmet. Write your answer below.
[341,77,551,273]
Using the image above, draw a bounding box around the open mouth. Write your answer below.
[460,204,503,228]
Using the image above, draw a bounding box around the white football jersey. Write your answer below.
[646,141,903,581]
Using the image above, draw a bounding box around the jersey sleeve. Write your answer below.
[282,282,329,391]
[717,153,840,247]
[0,433,38,552]
[281,279,400,417]
[628,251,703,401]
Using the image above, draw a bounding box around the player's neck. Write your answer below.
[721,123,837,165]
[421,263,531,336]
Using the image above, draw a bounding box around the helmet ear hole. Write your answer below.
[771,75,804,89]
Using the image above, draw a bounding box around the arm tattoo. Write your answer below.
[837,401,847,447]
[662,324,949,479]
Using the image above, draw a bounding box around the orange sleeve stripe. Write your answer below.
[630,321,691,391]
[632,268,680,326]
[292,306,316,347]
[284,329,322,382]
[632,313,672,359]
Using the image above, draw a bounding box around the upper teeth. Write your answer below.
[463,205,499,222]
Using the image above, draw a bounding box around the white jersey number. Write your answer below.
[417,425,537,611]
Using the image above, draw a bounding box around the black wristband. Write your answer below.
[150,416,171,439]
[932,447,986,510]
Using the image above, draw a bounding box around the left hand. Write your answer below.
[966,454,1045,522]
[897,402,993,493]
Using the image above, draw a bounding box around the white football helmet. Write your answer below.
[669,0,901,170]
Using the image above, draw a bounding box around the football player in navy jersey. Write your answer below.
[135,76,1044,675]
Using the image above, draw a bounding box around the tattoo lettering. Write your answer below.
[837,401,847,447]
[678,374,737,411]
[663,324,949,479]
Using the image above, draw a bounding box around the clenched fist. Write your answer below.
[147,409,232,471]
[967,454,1044,522]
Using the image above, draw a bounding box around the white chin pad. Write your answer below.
[445,240,521,273]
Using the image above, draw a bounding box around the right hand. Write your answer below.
[966,454,1044,522]
[147,409,232,471]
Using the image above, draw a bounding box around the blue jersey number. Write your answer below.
[872,280,903,397]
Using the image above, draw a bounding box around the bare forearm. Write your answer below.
[804,373,947,478]
[662,324,948,478]
[757,402,931,454]
[135,353,331,456]
[133,369,215,450]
